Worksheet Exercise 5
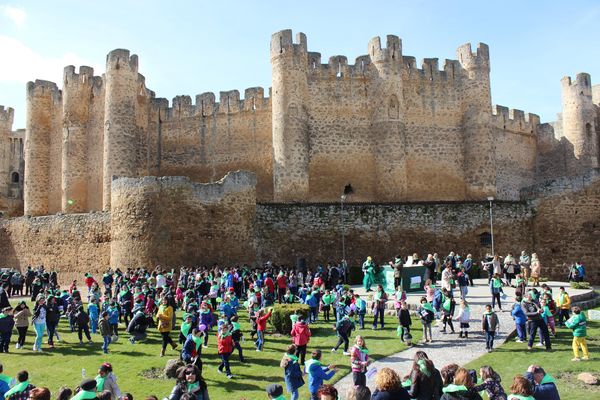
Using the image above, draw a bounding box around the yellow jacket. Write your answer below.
[157,305,173,332]
[556,292,571,310]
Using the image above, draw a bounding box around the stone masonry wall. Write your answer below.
[256,201,534,271]
[0,212,110,285]
[110,171,257,269]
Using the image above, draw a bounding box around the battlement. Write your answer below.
[63,65,95,86]
[456,42,490,71]
[106,49,138,74]
[270,30,307,59]
[0,106,14,126]
[305,51,374,78]
[26,80,62,102]
[158,86,271,121]
[368,35,402,65]
[561,73,592,98]
[491,104,540,134]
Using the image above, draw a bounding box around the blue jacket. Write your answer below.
[181,333,200,361]
[511,303,527,325]
[219,303,236,319]
[307,361,335,394]
[0,379,9,399]
[108,307,119,324]
[282,355,305,393]
[306,294,319,309]
[524,372,560,400]
[88,303,99,319]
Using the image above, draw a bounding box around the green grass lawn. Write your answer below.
[1,306,419,400]
[465,306,600,400]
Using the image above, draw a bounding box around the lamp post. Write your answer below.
[341,194,347,262]
[487,196,495,256]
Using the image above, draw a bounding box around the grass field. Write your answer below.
[465,305,600,400]
[0,304,418,400]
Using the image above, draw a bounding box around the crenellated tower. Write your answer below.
[369,35,407,200]
[561,73,599,170]
[456,42,497,199]
[62,66,94,212]
[24,81,62,216]
[103,49,140,210]
[270,30,310,202]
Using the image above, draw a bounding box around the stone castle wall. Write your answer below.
[21,30,596,216]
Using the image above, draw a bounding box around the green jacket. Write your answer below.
[565,313,587,337]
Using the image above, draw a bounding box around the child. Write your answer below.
[266,384,286,400]
[511,297,527,343]
[321,290,336,322]
[418,297,434,343]
[397,301,411,344]
[281,344,304,400]
[440,288,455,334]
[555,286,571,327]
[331,315,354,355]
[108,301,119,340]
[230,315,244,362]
[181,328,204,372]
[198,301,214,348]
[456,300,471,338]
[473,365,507,400]
[305,290,319,323]
[482,304,499,352]
[76,305,92,344]
[290,317,311,365]
[0,307,15,352]
[179,313,193,344]
[217,324,234,378]
[255,307,273,351]
[354,294,367,329]
[565,306,589,361]
[99,311,111,354]
[88,298,99,334]
[490,274,503,311]
[306,350,336,400]
[350,336,369,386]
[457,267,469,301]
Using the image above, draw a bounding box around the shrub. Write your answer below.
[270,303,310,334]
[570,281,591,289]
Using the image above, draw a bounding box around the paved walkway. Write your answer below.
[335,279,589,395]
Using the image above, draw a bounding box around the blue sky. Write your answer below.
[1,0,599,128]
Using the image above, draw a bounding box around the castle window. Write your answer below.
[10,172,19,183]
[388,95,399,119]
[586,123,592,137]
[479,232,492,247]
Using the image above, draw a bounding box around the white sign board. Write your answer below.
[587,309,600,321]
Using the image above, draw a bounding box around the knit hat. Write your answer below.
[80,379,97,391]
[265,384,283,397]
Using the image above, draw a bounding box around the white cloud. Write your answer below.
[1,5,26,27]
[0,35,101,84]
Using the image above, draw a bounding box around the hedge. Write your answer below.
[270,303,310,334]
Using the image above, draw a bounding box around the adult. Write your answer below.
[524,365,560,400]
[372,284,388,330]
[167,365,209,400]
[519,251,531,282]
[362,257,375,292]
[46,296,61,348]
[95,363,121,400]
[349,336,369,386]
[521,294,551,351]
[157,296,178,357]
[13,301,31,349]
[463,254,474,287]
[530,254,541,287]
[441,264,454,293]
[392,256,404,289]
[31,295,47,352]
[371,367,410,400]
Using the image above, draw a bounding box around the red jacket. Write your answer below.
[217,334,233,354]
[257,309,273,332]
[290,321,311,346]
[85,276,95,288]
[265,278,275,294]
[276,275,287,289]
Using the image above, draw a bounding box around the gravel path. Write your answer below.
[335,282,516,396]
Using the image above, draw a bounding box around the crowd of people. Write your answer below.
[0,250,589,400]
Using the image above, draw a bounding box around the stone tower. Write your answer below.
[24,81,61,216]
[561,73,599,171]
[270,30,310,202]
[456,42,496,199]
[0,107,14,203]
[62,66,94,212]
[369,35,407,200]
[103,49,140,210]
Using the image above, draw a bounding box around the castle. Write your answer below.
[0,30,599,283]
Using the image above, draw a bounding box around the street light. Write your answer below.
[341,194,347,262]
[487,196,495,256]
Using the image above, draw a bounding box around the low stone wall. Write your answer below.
[0,212,110,285]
